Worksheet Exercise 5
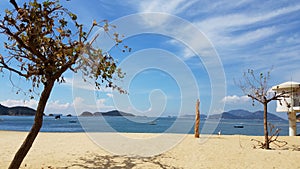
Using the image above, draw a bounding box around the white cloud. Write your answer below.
[96,98,114,110]
[72,97,114,115]
[46,101,71,112]
[0,97,114,115]
[0,99,38,109]
[0,99,71,114]
[222,95,251,104]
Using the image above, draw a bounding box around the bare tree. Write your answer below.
[238,69,287,149]
[251,123,288,149]
[0,0,127,168]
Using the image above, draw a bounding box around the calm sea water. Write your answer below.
[0,116,298,136]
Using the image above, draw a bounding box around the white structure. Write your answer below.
[272,81,300,136]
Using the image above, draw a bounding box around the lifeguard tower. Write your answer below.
[272,81,300,136]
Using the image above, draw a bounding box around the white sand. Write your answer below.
[0,131,299,169]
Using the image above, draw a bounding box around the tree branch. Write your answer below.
[247,94,263,104]
[0,60,27,77]
[9,0,19,10]
[267,91,290,103]
[0,25,46,62]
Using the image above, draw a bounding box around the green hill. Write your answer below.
[0,104,36,116]
[80,110,135,117]
[208,109,286,121]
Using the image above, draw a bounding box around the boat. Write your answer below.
[234,124,244,128]
[148,120,157,125]
[55,115,61,119]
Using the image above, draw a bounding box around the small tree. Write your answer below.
[0,0,126,168]
[238,69,286,149]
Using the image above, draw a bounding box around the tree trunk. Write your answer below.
[194,99,200,138]
[9,79,55,169]
[263,102,269,149]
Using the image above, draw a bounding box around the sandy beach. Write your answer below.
[0,131,299,169]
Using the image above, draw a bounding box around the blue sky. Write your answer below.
[0,0,300,118]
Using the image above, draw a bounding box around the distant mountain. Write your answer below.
[224,109,252,117]
[0,104,36,116]
[0,104,9,115]
[80,110,135,117]
[249,111,284,121]
[208,109,285,121]
[208,112,239,119]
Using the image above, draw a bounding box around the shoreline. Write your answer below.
[1,129,299,137]
[1,131,299,168]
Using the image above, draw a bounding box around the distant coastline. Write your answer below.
[0,104,135,117]
[0,104,288,121]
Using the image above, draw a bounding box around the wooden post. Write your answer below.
[194,99,200,138]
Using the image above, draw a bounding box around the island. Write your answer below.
[80,111,94,117]
[208,109,286,121]
[80,110,135,117]
[0,104,36,116]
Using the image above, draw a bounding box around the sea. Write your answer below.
[0,116,299,136]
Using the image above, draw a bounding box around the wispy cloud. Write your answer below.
[137,0,196,14]
[196,4,300,47]
[198,4,300,30]
[127,1,300,65]
[133,0,197,28]
[221,26,278,46]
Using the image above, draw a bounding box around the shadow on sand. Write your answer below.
[67,154,181,169]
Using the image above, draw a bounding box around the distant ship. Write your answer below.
[234,124,244,128]
[148,120,157,125]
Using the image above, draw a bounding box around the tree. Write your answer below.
[238,69,286,149]
[0,0,126,168]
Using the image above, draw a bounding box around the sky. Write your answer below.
[0,0,300,119]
